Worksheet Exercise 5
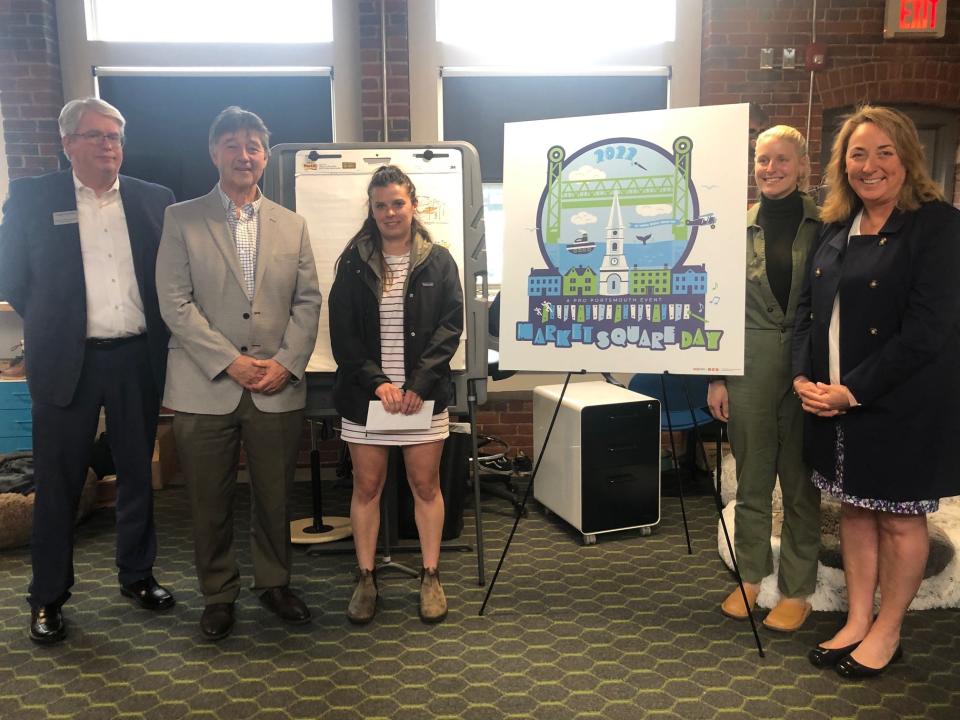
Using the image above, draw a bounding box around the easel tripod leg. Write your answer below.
[660,373,692,554]
[713,426,765,657]
[479,372,573,616]
[468,382,486,586]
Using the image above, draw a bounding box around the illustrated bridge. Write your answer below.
[544,137,693,244]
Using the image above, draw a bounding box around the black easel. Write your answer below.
[480,371,697,615]
[658,372,693,555]
[676,377,765,657]
[480,372,576,616]
[467,378,487,586]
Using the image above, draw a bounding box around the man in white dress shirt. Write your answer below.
[0,97,176,644]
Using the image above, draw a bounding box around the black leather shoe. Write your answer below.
[260,587,311,625]
[808,640,862,668]
[30,605,66,645]
[121,576,175,611]
[200,603,235,641]
[836,645,903,679]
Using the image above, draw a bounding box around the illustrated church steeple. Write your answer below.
[598,191,628,296]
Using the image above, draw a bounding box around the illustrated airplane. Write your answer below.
[685,212,717,228]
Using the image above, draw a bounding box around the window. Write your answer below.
[436,0,675,55]
[432,1,676,287]
[86,0,333,43]
[443,71,668,286]
[98,71,333,202]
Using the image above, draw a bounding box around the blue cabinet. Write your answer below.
[0,379,32,453]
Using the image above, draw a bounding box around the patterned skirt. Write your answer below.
[811,423,938,515]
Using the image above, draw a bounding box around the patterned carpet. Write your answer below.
[1,470,958,720]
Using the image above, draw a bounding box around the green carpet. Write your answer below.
[1,472,958,719]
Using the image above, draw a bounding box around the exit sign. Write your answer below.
[884,0,947,37]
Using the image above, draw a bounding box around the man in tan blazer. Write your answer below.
[156,107,321,641]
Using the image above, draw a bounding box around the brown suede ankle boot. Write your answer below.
[346,568,378,625]
[419,567,448,623]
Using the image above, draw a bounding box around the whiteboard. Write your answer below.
[292,149,467,373]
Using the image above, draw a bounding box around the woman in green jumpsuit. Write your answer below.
[708,125,822,632]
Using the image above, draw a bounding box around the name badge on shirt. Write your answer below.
[52,210,79,226]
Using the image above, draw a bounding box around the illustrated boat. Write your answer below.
[566,232,596,254]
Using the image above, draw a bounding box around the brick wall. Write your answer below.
[701,0,960,197]
[0,0,63,180]
[358,0,411,142]
[475,397,534,460]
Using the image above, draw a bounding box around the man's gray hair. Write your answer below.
[208,106,271,159]
[58,97,125,138]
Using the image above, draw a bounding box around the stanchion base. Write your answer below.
[290,516,352,545]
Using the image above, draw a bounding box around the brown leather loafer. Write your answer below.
[29,605,66,645]
[720,583,760,620]
[763,597,812,633]
[260,587,311,625]
[200,603,235,641]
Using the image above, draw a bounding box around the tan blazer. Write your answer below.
[156,188,321,414]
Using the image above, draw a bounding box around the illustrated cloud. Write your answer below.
[570,211,598,225]
[569,165,607,181]
[634,203,673,217]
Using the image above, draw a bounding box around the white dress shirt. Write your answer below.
[74,173,146,339]
[828,210,862,406]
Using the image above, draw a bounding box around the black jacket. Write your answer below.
[328,234,464,425]
[0,171,174,407]
[792,200,960,502]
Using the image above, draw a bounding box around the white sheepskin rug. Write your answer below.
[716,453,960,611]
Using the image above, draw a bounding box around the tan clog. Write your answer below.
[720,583,760,620]
[763,597,812,632]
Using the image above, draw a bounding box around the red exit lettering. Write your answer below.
[900,0,940,30]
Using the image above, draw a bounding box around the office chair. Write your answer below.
[627,373,718,488]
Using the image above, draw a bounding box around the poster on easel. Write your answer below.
[499,104,748,376]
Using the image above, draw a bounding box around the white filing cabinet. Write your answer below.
[533,380,660,544]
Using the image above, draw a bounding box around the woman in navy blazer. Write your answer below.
[792,106,960,678]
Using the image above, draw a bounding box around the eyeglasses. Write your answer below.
[70,130,125,146]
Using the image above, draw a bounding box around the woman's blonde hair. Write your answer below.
[754,124,810,192]
[820,105,944,223]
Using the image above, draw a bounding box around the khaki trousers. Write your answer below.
[726,328,821,598]
[174,391,304,605]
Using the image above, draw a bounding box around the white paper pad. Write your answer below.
[365,400,435,431]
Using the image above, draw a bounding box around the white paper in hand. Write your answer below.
[366,400,435,431]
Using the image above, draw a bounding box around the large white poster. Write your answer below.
[499,105,748,375]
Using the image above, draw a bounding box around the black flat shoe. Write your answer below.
[836,645,903,679]
[200,603,235,641]
[808,640,862,668]
[29,605,66,645]
[121,576,175,611]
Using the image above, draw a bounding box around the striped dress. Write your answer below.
[340,252,450,446]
